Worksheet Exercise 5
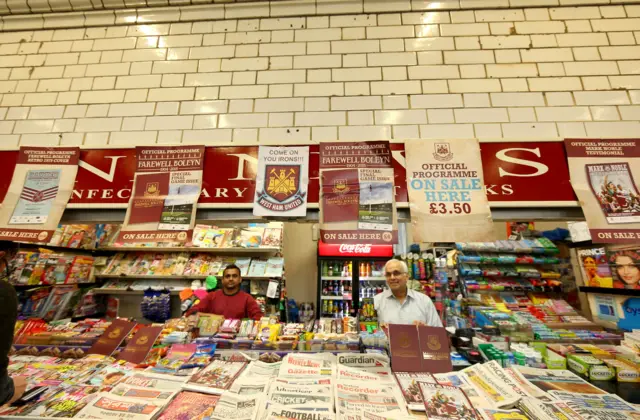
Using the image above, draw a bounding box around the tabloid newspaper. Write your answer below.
[393,372,437,411]
[510,366,606,395]
[476,408,530,420]
[503,368,551,401]
[268,383,334,407]
[274,377,333,386]
[546,391,640,420]
[518,397,584,420]
[265,405,336,420]
[278,354,336,379]
[118,371,189,391]
[183,360,248,394]
[230,361,283,395]
[210,391,264,420]
[109,383,177,403]
[481,361,531,400]
[461,363,521,408]
[157,391,220,420]
[341,411,416,420]
[433,372,487,409]
[334,380,407,420]
[75,392,165,419]
[337,365,394,383]
[418,382,478,420]
[336,353,390,369]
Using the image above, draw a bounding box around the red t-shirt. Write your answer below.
[186,290,264,320]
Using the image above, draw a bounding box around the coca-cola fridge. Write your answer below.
[317,241,394,319]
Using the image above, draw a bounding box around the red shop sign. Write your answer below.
[0,141,577,209]
[318,241,394,258]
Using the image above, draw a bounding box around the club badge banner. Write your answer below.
[254,146,309,217]
[319,141,398,244]
[565,139,640,243]
[0,147,80,243]
[118,146,205,243]
[406,140,495,243]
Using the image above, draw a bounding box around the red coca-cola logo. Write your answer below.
[339,244,372,254]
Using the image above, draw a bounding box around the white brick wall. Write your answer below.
[2,1,640,146]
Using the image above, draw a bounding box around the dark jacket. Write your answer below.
[0,281,17,406]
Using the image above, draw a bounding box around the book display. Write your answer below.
[3,222,287,321]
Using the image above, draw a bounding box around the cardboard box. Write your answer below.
[567,354,615,381]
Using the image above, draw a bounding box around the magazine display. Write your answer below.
[157,391,220,420]
[577,247,614,288]
[393,372,437,411]
[20,385,100,418]
[75,393,165,419]
[184,360,248,394]
[418,382,478,420]
[335,381,407,420]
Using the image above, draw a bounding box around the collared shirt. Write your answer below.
[373,288,443,327]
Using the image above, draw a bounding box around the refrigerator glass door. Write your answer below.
[319,259,353,318]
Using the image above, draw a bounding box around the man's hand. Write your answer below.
[7,377,27,405]
[413,320,427,326]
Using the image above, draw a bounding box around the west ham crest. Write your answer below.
[256,165,306,212]
[433,142,453,162]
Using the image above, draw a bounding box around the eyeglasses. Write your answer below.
[384,271,405,278]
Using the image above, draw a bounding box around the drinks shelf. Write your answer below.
[321,276,352,281]
[321,296,347,300]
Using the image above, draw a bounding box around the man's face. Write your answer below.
[384,261,408,292]
[222,268,241,290]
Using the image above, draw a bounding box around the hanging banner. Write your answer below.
[117,146,205,243]
[253,146,309,217]
[319,141,398,244]
[565,139,640,243]
[0,147,79,243]
[406,139,495,243]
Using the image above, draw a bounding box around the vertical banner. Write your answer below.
[118,146,205,243]
[319,141,397,244]
[565,139,640,243]
[253,146,309,217]
[405,140,495,242]
[0,147,80,243]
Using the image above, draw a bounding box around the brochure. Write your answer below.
[183,360,248,394]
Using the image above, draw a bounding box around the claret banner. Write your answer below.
[565,139,640,243]
[319,141,398,244]
[117,146,205,243]
[406,139,495,243]
[0,147,80,243]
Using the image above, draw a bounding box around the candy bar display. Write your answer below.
[8,248,96,286]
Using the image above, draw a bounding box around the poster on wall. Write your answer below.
[253,146,309,217]
[565,139,640,243]
[117,146,205,243]
[318,141,398,244]
[0,147,80,243]
[405,140,495,243]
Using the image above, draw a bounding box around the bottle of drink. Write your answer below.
[360,262,365,277]
[323,262,328,276]
[340,282,345,296]
[348,261,352,276]
[327,300,333,314]
[328,262,334,277]
[322,300,328,314]
[335,281,340,296]
[322,282,328,296]
[367,262,372,277]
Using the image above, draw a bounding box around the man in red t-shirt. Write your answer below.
[186,264,264,320]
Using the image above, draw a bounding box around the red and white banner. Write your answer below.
[0,142,577,210]
[318,241,394,258]
[565,139,640,243]
[117,146,205,243]
[0,147,79,243]
[319,141,398,245]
